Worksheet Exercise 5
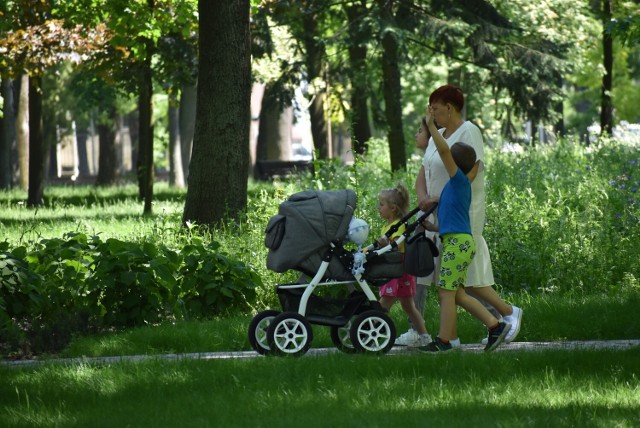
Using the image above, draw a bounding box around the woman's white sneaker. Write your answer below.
[395,329,420,346]
[503,306,523,343]
[481,306,523,344]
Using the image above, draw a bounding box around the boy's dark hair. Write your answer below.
[451,142,476,174]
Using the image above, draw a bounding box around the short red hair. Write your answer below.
[429,85,465,112]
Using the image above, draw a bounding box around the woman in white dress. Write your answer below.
[395,84,522,346]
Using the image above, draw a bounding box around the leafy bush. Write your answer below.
[0,233,262,356]
[484,137,640,293]
[0,244,44,354]
[177,238,259,318]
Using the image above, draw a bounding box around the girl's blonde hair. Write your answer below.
[379,182,410,218]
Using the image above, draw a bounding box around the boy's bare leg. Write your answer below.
[437,288,457,342]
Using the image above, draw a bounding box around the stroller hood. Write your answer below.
[265,189,356,277]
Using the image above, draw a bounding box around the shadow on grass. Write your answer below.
[0,185,186,208]
[1,348,639,427]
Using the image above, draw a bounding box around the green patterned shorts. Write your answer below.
[437,233,476,291]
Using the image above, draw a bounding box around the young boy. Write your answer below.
[418,108,510,352]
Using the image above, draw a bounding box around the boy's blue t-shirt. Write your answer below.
[438,168,472,235]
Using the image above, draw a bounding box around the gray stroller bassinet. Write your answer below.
[248,188,437,357]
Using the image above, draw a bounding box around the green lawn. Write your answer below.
[2,290,639,427]
[1,348,639,427]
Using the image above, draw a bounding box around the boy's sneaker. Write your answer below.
[503,306,523,343]
[484,321,511,352]
[450,337,461,348]
[481,306,523,345]
[395,329,420,346]
[417,337,453,353]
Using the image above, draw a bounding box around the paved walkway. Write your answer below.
[3,339,639,368]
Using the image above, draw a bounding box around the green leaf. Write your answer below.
[120,271,136,286]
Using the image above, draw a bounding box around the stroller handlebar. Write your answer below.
[379,203,438,242]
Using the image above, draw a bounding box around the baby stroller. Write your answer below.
[248,189,437,357]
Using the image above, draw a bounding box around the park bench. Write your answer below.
[255,160,314,180]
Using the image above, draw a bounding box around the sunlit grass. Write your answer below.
[2,348,639,427]
[0,183,186,244]
[43,288,638,361]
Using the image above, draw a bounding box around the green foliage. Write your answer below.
[176,238,259,319]
[0,244,44,350]
[484,136,640,293]
[608,15,640,46]
[0,230,262,357]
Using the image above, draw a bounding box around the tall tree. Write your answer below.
[345,0,373,155]
[27,76,44,206]
[59,0,198,211]
[261,0,331,158]
[600,0,615,135]
[378,0,406,172]
[16,75,29,190]
[137,15,155,213]
[167,91,185,187]
[0,78,17,189]
[183,0,251,225]
[254,81,293,179]
[0,1,111,204]
[301,2,330,158]
[179,82,197,179]
[95,106,119,186]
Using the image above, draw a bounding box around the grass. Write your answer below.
[0,183,186,244]
[36,288,638,359]
[1,348,639,427]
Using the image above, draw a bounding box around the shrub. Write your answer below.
[0,233,262,356]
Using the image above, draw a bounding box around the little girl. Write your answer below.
[376,183,432,347]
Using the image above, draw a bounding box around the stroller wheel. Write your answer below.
[248,310,280,355]
[330,319,359,354]
[267,312,313,357]
[349,310,396,354]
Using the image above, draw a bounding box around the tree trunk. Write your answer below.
[96,106,119,186]
[183,0,251,225]
[17,75,29,190]
[378,0,406,172]
[179,81,197,179]
[254,82,293,180]
[346,1,372,155]
[76,124,90,177]
[128,111,139,176]
[600,0,614,136]
[168,92,185,187]
[43,96,57,180]
[27,76,45,207]
[139,60,154,213]
[136,0,155,211]
[553,74,565,137]
[302,10,329,159]
[48,138,57,179]
[0,78,17,189]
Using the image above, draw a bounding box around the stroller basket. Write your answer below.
[276,286,368,320]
